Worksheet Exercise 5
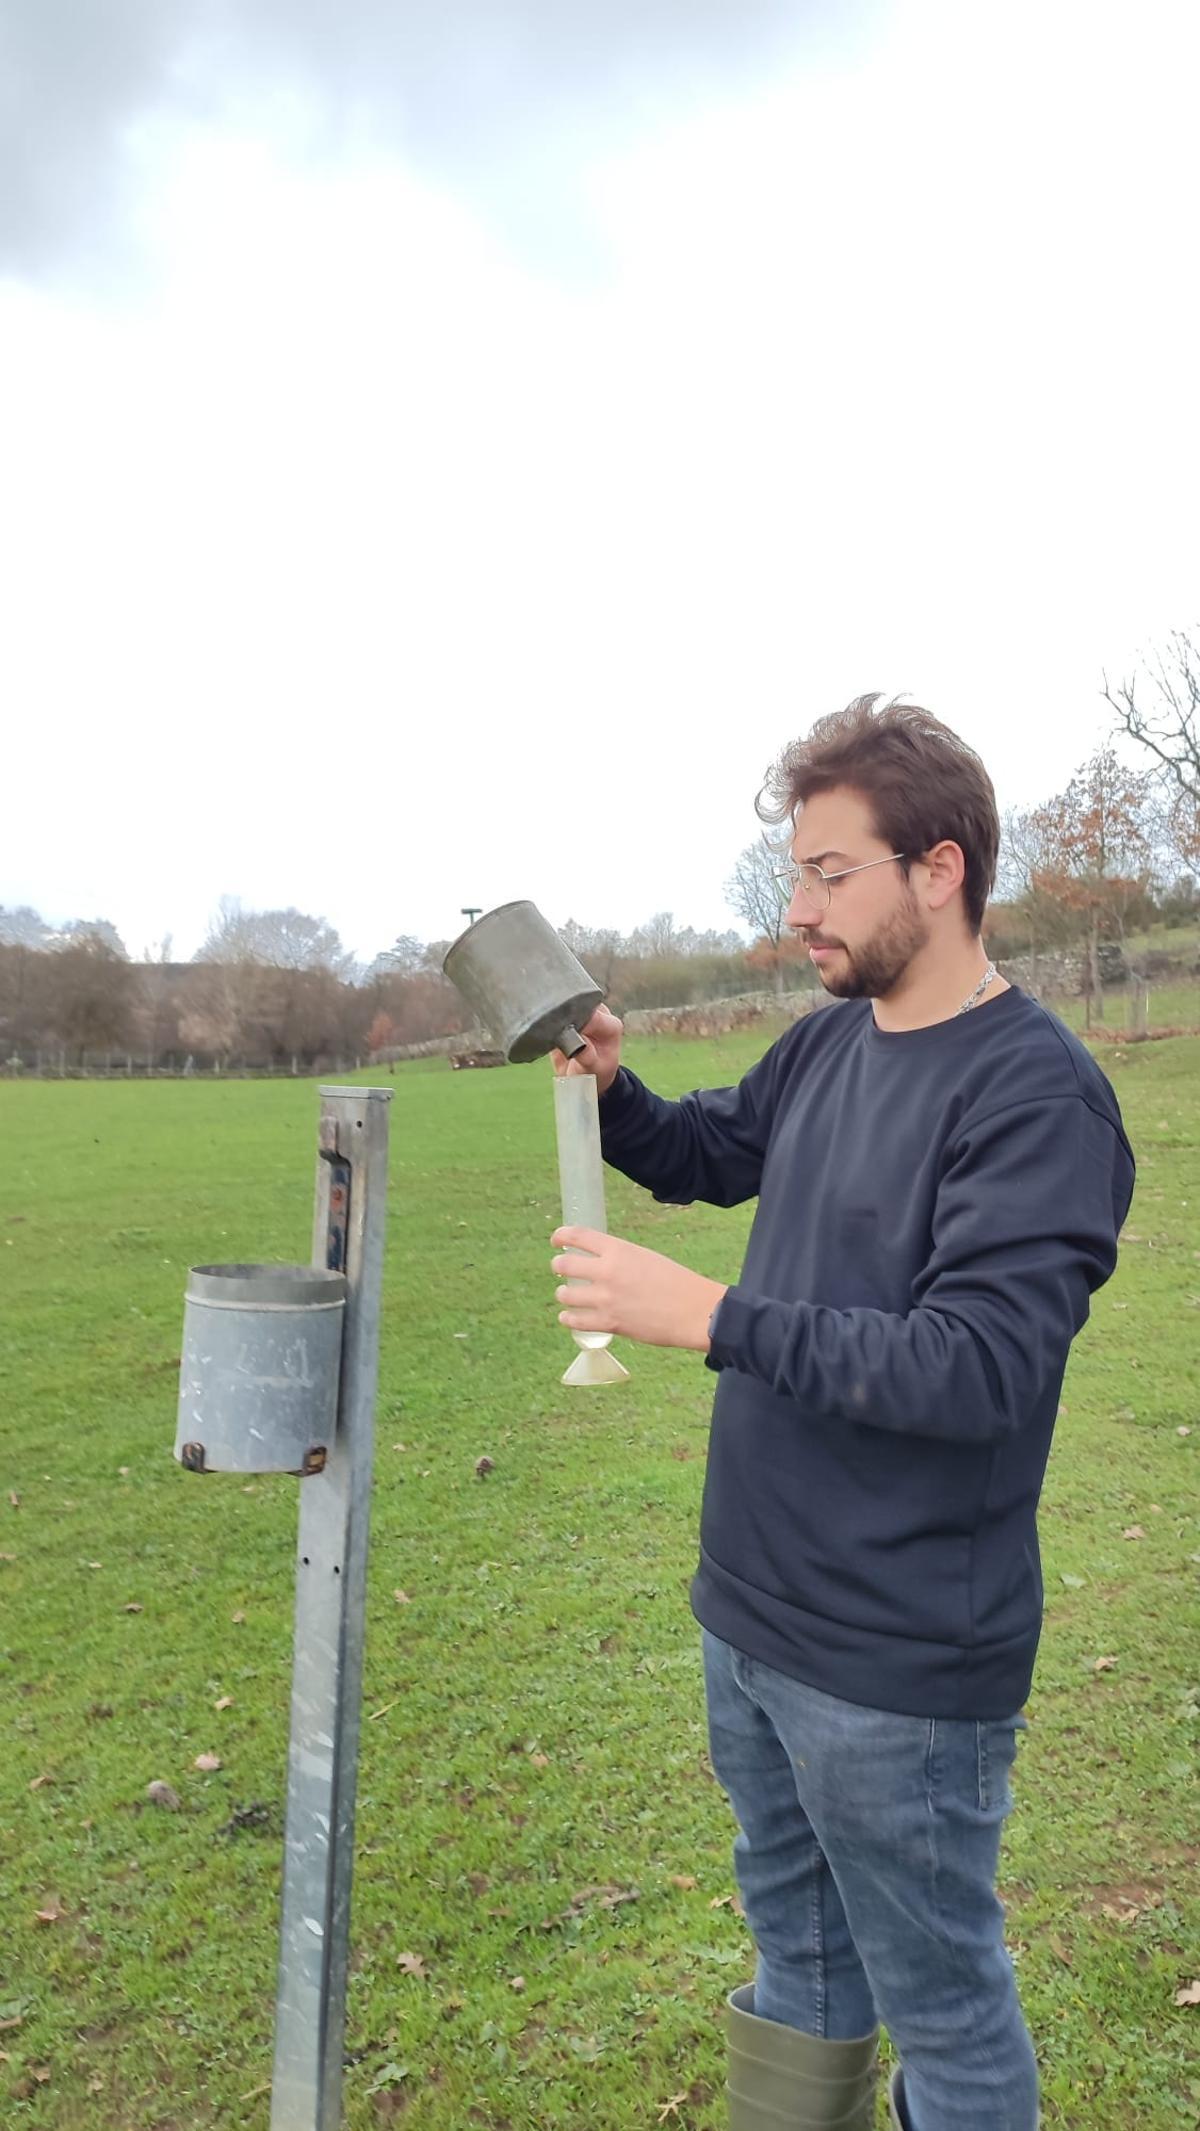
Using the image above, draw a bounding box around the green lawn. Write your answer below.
[1,1030,1198,2129]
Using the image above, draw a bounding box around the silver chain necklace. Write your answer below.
[958,961,998,1014]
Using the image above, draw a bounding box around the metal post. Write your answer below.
[270,1086,392,2131]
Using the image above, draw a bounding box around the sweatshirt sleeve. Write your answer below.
[597,1039,786,1209]
[705,1094,1135,1442]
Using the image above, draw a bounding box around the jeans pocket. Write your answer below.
[975,1719,1020,1814]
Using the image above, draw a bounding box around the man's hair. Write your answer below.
[759,694,1000,933]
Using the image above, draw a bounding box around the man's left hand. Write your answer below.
[551,1228,728,1352]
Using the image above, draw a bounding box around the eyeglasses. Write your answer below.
[772,853,908,912]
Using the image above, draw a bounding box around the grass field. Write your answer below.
[1,1026,1198,2129]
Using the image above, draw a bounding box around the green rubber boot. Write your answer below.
[888,2065,906,2128]
[726,1985,879,2130]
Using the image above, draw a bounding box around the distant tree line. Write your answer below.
[3,634,1197,1071]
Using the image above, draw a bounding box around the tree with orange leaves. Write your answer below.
[1029,747,1155,1026]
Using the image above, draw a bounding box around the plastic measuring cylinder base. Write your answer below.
[562,1342,631,1386]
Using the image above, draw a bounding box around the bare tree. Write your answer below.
[44,936,138,1062]
[197,899,355,977]
[993,807,1078,993]
[0,906,53,949]
[1104,628,1200,813]
[726,837,790,995]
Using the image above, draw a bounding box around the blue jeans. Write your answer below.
[702,1629,1039,2131]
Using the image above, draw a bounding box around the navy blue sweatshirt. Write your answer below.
[598,988,1135,1720]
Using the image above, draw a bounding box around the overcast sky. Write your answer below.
[2,0,1197,964]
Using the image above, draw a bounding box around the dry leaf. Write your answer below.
[146,1780,181,1810]
[8,1492,19,1509]
[123,1602,143,1614]
[475,1456,495,1477]
[508,1974,525,1993]
[1122,1526,1146,1541]
[87,1561,102,1569]
[34,1897,63,1925]
[397,1951,427,1979]
[529,1752,550,1768]
[231,1609,246,1624]
[213,1696,234,1711]
[393,1589,411,1605]
[1093,1656,1119,1673]
[657,2095,688,2124]
[1174,1979,1200,2007]
[29,1773,53,1791]
[669,1875,698,1891]
[1178,1427,1192,1438]
[87,2073,104,2094]
[1048,1934,1073,1967]
[194,1752,222,1772]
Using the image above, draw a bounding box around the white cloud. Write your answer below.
[2,1,1198,960]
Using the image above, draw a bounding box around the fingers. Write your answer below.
[551,1226,604,1251]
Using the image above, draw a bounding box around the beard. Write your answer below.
[807,886,930,1000]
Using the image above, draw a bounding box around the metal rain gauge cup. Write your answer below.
[443,899,629,1385]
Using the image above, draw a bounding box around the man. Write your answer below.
[549,696,1135,2131]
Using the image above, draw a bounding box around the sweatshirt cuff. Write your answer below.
[597,1065,640,1121]
[705,1284,792,1381]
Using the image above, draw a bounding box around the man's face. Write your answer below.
[785,787,928,1001]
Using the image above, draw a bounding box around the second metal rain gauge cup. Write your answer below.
[443,900,630,1386]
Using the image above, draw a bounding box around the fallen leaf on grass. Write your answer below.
[392,1589,412,1605]
[529,1752,550,1768]
[34,1897,64,1925]
[1093,1656,1119,1674]
[8,1492,19,1509]
[1122,1526,1146,1541]
[1175,1979,1200,2007]
[1060,1573,1085,1589]
[123,1603,143,1614]
[193,1753,222,1772]
[1178,1427,1192,1438]
[231,1610,246,1624]
[509,1974,525,1993]
[657,2095,688,2123]
[146,1781,181,1810]
[367,2062,410,2096]
[397,1952,427,1979]
[213,1695,233,1711]
[543,1883,641,1930]
[1047,1934,1073,1967]
[29,1773,53,1790]
[475,1455,495,1477]
[669,1875,698,1891]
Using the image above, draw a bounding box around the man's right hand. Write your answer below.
[550,1004,624,1096]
